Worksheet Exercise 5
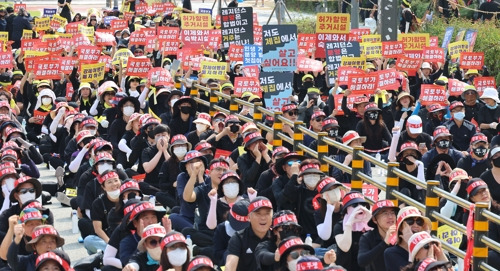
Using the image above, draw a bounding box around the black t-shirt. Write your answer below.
[186,130,201,149]
[398,130,432,151]
[141,145,165,187]
[226,227,270,271]
[480,170,500,203]
[333,221,366,271]
[91,194,119,236]
[456,155,490,178]
[208,134,243,152]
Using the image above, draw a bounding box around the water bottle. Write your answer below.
[149,195,156,205]
[186,235,194,258]
[72,210,79,234]
[21,119,26,131]
[375,152,382,176]
[305,234,312,246]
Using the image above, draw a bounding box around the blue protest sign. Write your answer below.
[243,44,262,66]
[43,8,57,18]
[260,72,294,111]
[199,8,212,15]
[441,26,454,55]
[262,25,297,72]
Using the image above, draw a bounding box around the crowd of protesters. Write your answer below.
[0,0,496,270]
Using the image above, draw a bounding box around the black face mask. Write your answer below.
[230,124,240,133]
[302,81,314,89]
[493,157,500,168]
[127,192,138,200]
[180,106,191,114]
[328,129,338,138]
[473,147,488,158]
[147,130,155,139]
[403,156,416,165]
[203,154,214,162]
[436,140,450,149]
[367,112,379,120]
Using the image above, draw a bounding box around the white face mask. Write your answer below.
[170,98,178,107]
[223,182,239,198]
[164,64,171,70]
[155,136,164,144]
[147,247,162,261]
[173,146,187,158]
[323,188,341,203]
[42,97,52,106]
[303,174,321,189]
[19,191,36,204]
[167,248,187,266]
[89,129,97,136]
[196,123,207,133]
[287,257,300,271]
[107,189,120,200]
[3,178,16,192]
[98,163,114,175]
[123,106,135,116]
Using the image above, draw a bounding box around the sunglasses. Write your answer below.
[147,238,161,247]
[405,217,425,226]
[214,118,225,123]
[313,117,325,122]
[287,160,301,166]
[227,122,240,126]
[287,110,298,116]
[289,249,311,260]
[19,188,36,194]
[423,241,440,250]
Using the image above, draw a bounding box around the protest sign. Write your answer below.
[455,28,466,42]
[260,72,294,111]
[123,12,134,21]
[98,55,112,72]
[147,68,173,86]
[336,67,364,85]
[180,14,212,29]
[25,55,50,72]
[22,29,33,40]
[129,31,148,46]
[33,110,50,124]
[348,74,378,93]
[297,57,323,72]
[234,77,261,97]
[316,13,350,34]
[430,36,439,47]
[228,45,244,61]
[474,77,496,96]
[242,65,259,78]
[340,55,366,70]
[333,93,368,116]
[190,57,216,71]
[33,59,61,80]
[253,25,262,46]
[59,38,73,52]
[13,3,26,13]
[361,34,381,43]
[441,26,454,53]
[157,26,179,40]
[180,29,216,49]
[66,83,74,101]
[50,14,67,30]
[199,8,212,14]
[348,28,370,42]
[200,61,227,80]
[342,184,379,201]
[60,57,77,74]
[448,79,467,97]
[22,39,37,51]
[221,7,253,49]
[422,47,444,63]
[262,25,297,72]
[80,62,106,83]
[103,16,118,26]
[395,56,422,73]
[78,45,100,63]
[376,69,400,90]
[361,42,382,58]
[382,41,404,57]
[78,25,94,37]
[0,52,13,69]
[420,84,447,105]
[43,8,57,18]
[95,31,116,47]
[65,21,84,34]
[464,29,478,51]
[398,33,429,50]
[437,225,463,249]
[243,44,262,67]
[448,41,469,59]
[159,39,180,55]
[178,48,203,68]
[135,3,148,14]
[73,33,92,47]
[325,42,361,86]
[35,17,50,31]
[298,34,316,57]
[207,29,222,50]
[46,38,62,53]
[111,19,128,31]
[459,52,484,70]
[126,57,152,77]
[315,33,348,58]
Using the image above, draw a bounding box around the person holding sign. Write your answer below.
[58,0,73,23]
[26,89,55,145]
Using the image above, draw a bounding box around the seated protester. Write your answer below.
[256,147,290,209]
[89,82,117,118]
[46,103,75,169]
[331,131,371,183]
[444,101,477,152]
[265,104,299,152]
[208,114,243,153]
[186,256,216,271]
[73,82,96,114]
[480,146,500,203]
[398,115,432,155]
[63,117,99,167]
[0,162,19,213]
[334,192,372,271]
[314,177,345,248]
[8,225,64,271]
[303,111,325,147]
[409,258,454,271]
[123,76,142,98]
[294,256,324,271]
[169,96,196,137]
[225,197,273,271]
[340,93,369,133]
[457,133,490,178]
[237,131,270,188]
[0,207,46,262]
[394,91,415,128]
[422,126,464,170]
[461,85,483,122]
[439,169,469,224]
[308,117,340,158]
[358,200,398,271]
[402,231,448,270]
[298,87,326,125]
[186,113,211,147]
[129,116,159,176]
[1,129,44,166]
[155,89,184,127]
[117,113,143,169]
[272,152,304,209]
[0,90,20,116]
[356,102,392,157]
[200,112,226,141]
[108,180,143,235]
[275,236,316,271]
[212,200,250,267]
[228,122,260,169]
[170,151,208,232]
[477,87,500,141]
[156,134,191,209]
[84,170,122,255]
[108,95,140,152]
[194,142,215,163]
[423,104,447,136]
[120,202,167,266]
[25,88,55,144]
[142,124,171,191]
[35,250,73,271]
[254,210,303,271]
[2,148,39,178]
[123,224,167,271]
[384,206,432,271]
[216,83,233,111]
[159,231,191,271]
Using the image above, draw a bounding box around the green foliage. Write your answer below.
[292,16,317,33]
[419,17,500,82]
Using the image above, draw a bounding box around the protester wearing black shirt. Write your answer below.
[169,96,196,137]
[457,133,490,178]
[208,115,243,152]
[142,124,171,188]
[237,131,270,188]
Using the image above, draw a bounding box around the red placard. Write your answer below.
[178,48,203,69]
[348,28,370,42]
[376,69,400,90]
[98,55,112,72]
[349,74,378,93]
[0,52,13,69]
[228,45,244,61]
[126,57,151,77]
[111,19,128,31]
[214,149,231,159]
[253,25,262,46]
[95,31,116,47]
[135,3,148,14]
[430,36,439,47]
[297,57,323,72]
[333,93,371,116]
[382,41,404,57]
[33,59,61,80]
[59,56,77,74]
[25,56,50,72]
[123,12,134,21]
[180,29,213,49]
[298,34,316,57]
[21,39,37,51]
[129,31,148,46]
[234,77,262,97]
[159,39,179,55]
[422,47,444,63]
[147,67,173,86]
[73,33,92,47]
[396,56,422,73]
[65,21,84,34]
[66,83,74,101]
[47,39,62,54]
[157,26,179,40]
[141,28,156,37]
[152,2,166,13]
[342,184,379,201]
[242,65,259,78]
[448,79,467,97]
[253,13,259,26]
[315,33,348,58]
[337,66,364,85]
[14,3,26,13]
[207,30,221,50]
[460,52,484,70]
[189,56,216,71]
[474,77,496,96]
[420,84,447,105]
[33,40,48,52]
[59,38,73,52]
[78,45,101,63]
[33,110,50,125]
[145,38,156,53]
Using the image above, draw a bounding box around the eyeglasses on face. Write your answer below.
[19,188,36,194]
[289,249,311,260]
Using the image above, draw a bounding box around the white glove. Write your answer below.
[126,151,131,162]
[101,119,109,128]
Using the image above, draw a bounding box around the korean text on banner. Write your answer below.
[33,60,61,80]
[448,79,467,97]
[382,41,404,57]
[80,62,106,83]
[361,34,381,43]
[234,77,262,97]
[260,72,294,111]
[348,74,378,93]
[315,13,350,34]
[228,45,244,61]
[348,28,370,42]
[262,25,297,72]
[200,61,227,80]
[35,17,50,31]
[0,52,13,69]
[220,7,253,49]
[398,33,430,50]
[180,14,212,29]
[395,56,422,73]
[297,57,323,72]
[420,84,447,105]
[326,41,360,85]
[422,47,445,63]
[243,44,262,67]
[147,68,173,86]
[126,57,152,77]
[459,52,484,70]
[336,67,364,86]
[448,41,469,59]
[361,42,382,59]
[474,77,496,96]
[78,45,101,63]
[341,56,366,70]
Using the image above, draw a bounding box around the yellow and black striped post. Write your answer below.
[386,162,399,206]
[209,88,218,117]
[229,95,238,115]
[253,102,263,126]
[190,84,198,99]
[473,202,489,270]
[293,121,304,155]
[351,146,364,192]
[317,132,329,174]
[425,180,440,236]
[273,112,283,147]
